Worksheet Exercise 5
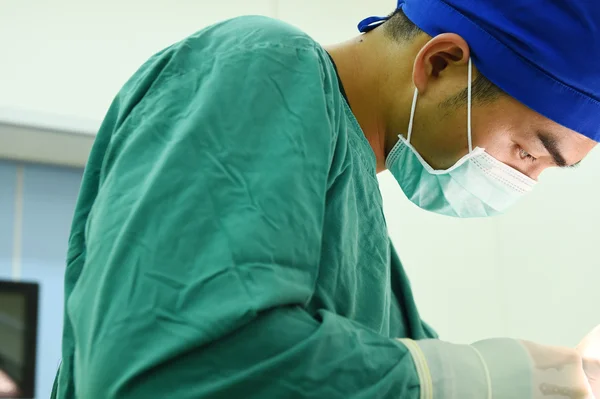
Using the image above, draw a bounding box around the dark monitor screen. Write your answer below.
[0,281,39,399]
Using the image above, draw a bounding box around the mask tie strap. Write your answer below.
[407,88,419,143]
[467,57,473,153]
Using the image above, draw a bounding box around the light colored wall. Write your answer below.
[1,1,599,396]
[0,0,277,122]
[494,164,600,344]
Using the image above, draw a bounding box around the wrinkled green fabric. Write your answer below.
[52,16,436,399]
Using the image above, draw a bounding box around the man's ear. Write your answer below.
[412,33,470,93]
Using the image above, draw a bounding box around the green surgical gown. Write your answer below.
[52,16,437,399]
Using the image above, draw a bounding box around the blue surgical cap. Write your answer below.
[359,0,600,142]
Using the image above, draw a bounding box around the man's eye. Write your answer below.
[518,147,537,162]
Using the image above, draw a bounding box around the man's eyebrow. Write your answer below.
[537,131,578,168]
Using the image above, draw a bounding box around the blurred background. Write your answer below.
[1,0,599,397]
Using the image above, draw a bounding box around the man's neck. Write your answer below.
[325,31,417,173]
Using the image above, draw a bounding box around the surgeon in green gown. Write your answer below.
[52,0,600,398]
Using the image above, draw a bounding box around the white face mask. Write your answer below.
[386,58,537,218]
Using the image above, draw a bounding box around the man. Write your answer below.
[52,0,600,397]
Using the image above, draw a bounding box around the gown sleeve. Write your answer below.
[61,41,424,399]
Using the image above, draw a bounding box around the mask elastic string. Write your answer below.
[467,57,473,153]
[407,88,419,143]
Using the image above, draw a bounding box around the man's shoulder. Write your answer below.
[177,15,334,97]
[188,15,321,57]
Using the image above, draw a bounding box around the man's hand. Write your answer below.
[520,340,593,398]
[578,325,600,398]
